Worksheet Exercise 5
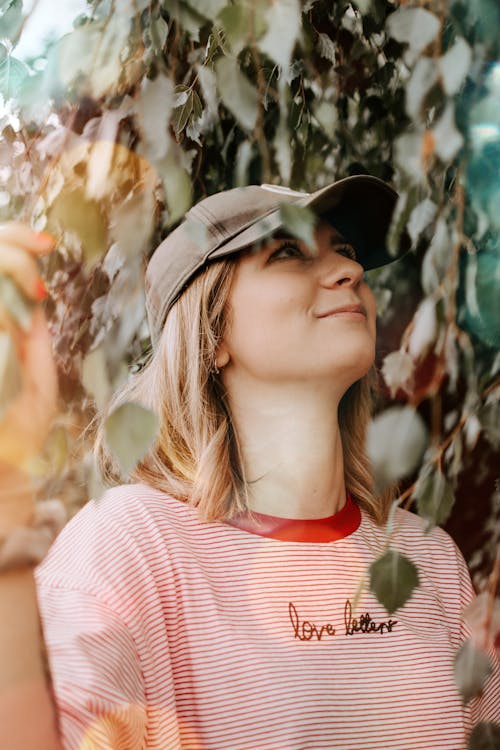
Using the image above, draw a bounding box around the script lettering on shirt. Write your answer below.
[288,599,397,641]
[288,602,336,641]
[343,599,397,636]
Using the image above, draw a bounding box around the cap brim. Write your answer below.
[209,175,410,270]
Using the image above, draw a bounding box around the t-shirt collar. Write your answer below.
[225,492,361,542]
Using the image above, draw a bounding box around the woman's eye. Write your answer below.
[269,242,305,261]
[337,245,357,261]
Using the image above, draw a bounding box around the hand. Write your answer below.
[0,223,58,524]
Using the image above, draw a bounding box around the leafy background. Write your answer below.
[0,0,499,739]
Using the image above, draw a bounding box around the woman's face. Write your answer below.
[217,219,377,391]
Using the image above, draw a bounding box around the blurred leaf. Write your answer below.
[0,55,29,99]
[156,149,193,226]
[148,15,169,55]
[453,639,493,704]
[234,139,253,187]
[421,217,452,295]
[0,330,22,420]
[468,722,500,750]
[109,183,157,259]
[439,37,471,95]
[47,187,108,267]
[405,57,437,119]
[258,0,301,70]
[408,296,438,361]
[458,240,500,348]
[381,350,415,398]
[414,466,455,532]
[215,56,258,131]
[105,401,159,477]
[366,406,428,491]
[274,106,292,183]
[432,103,464,162]
[185,0,226,20]
[82,345,111,412]
[394,131,426,182]
[313,100,337,139]
[218,4,250,55]
[279,203,317,247]
[0,0,22,43]
[386,7,440,56]
[141,73,174,161]
[40,424,69,479]
[317,32,336,64]
[56,12,134,99]
[407,197,437,246]
[369,549,420,614]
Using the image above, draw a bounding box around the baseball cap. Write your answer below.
[145,174,410,346]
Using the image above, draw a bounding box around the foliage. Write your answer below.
[0,0,499,722]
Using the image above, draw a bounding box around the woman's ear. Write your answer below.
[215,343,230,370]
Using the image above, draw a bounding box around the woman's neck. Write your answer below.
[227,382,346,519]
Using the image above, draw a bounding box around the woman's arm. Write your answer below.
[0,225,63,749]
[0,567,63,750]
[0,464,63,750]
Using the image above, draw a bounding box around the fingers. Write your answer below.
[21,305,58,417]
[0,243,49,302]
[0,223,55,255]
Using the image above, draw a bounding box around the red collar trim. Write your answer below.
[226,492,361,542]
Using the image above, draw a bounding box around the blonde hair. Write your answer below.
[92,255,398,526]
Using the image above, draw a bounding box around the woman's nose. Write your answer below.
[318,253,364,289]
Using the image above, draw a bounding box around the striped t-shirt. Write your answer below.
[35,482,499,750]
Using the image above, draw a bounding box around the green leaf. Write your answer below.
[218,4,250,55]
[0,330,22,421]
[0,55,29,99]
[468,722,500,750]
[173,90,194,136]
[148,15,169,55]
[439,37,471,96]
[47,187,108,267]
[414,466,456,532]
[279,203,317,247]
[105,401,159,477]
[214,56,258,132]
[453,640,493,704]
[0,0,23,43]
[369,549,420,614]
[386,7,440,56]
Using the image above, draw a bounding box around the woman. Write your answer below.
[2,176,499,749]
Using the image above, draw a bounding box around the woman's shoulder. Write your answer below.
[65,481,193,532]
[382,505,466,573]
[361,503,463,564]
[34,482,194,594]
